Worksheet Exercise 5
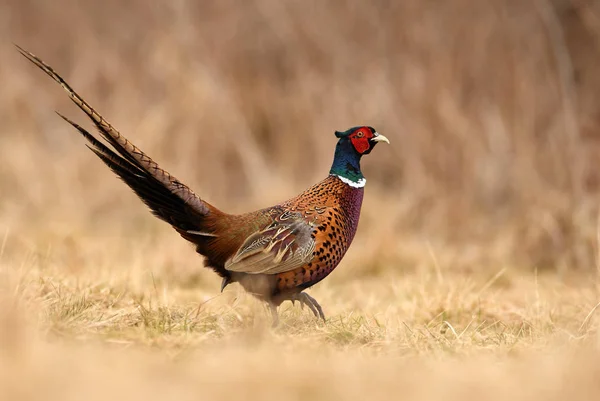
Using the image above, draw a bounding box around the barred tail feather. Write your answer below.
[16,45,228,244]
[15,44,210,216]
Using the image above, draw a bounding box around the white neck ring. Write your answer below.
[333,174,366,188]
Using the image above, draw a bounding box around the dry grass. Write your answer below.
[2,244,600,400]
[3,0,600,399]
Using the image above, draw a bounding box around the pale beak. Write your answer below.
[371,132,390,144]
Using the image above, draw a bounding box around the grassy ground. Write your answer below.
[4,1,600,400]
[2,233,600,400]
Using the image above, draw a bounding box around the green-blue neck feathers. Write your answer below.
[329,133,364,184]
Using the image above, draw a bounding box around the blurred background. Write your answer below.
[2,0,600,279]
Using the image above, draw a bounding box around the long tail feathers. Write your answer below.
[15,44,210,216]
[15,44,233,243]
[56,113,180,211]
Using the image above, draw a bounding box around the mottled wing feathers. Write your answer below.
[17,45,222,239]
[225,211,316,274]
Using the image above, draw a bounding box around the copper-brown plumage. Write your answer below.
[16,45,389,324]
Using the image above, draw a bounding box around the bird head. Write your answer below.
[334,126,390,155]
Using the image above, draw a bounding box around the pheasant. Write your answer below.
[17,45,389,324]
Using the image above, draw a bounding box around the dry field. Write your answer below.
[3,1,600,400]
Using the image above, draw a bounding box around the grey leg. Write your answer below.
[270,303,279,327]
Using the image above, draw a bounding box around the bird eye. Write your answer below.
[356,131,364,138]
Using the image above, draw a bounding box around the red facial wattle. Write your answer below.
[350,137,370,154]
[349,128,374,154]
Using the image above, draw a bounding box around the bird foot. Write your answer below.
[268,292,326,327]
[290,292,326,322]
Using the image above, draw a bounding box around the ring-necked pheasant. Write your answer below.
[16,45,389,324]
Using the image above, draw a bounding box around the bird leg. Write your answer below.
[290,292,326,321]
[269,303,280,328]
